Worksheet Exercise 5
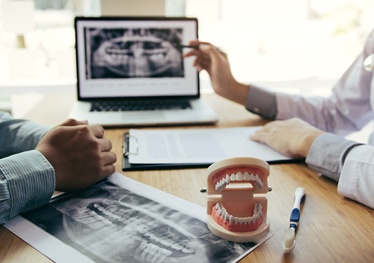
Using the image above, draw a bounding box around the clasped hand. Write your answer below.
[36,119,117,192]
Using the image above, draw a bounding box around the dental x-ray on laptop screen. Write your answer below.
[69,16,218,127]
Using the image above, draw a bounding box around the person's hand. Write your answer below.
[250,118,325,158]
[35,119,117,192]
[183,40,249,105]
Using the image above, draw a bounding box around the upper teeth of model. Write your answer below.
[215,172,263,191]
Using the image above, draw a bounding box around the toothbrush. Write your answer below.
[282,187,306,253]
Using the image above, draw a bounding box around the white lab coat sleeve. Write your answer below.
[276,29,374,136]
[338,145,374,209]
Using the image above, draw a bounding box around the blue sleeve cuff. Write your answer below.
[305,133,361,181]
[0,150,55,223]
[245,85,277,119]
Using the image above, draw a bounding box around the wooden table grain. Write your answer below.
[0,92,373,263]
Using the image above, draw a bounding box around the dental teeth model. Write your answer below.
[206,157,270,242]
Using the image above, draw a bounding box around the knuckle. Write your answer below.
[67,118,78,124]
[107,139,113,149]
[77,125,91,134]
[111,152,117,162]
[91,140,101,150]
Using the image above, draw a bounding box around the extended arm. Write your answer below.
[185,31,374,208]
[253,31,374,208]
[0,114,117,225]
[0,112,53,224]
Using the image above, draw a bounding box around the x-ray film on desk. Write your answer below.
[4,173,270,263]
[69,16,218,127]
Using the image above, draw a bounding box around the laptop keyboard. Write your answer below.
[90,99,192,112]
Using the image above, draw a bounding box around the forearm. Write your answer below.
[0,150,55,224]
[219,81,249,106]
[0,113,49,157]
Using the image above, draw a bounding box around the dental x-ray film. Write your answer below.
[11,174,269,263]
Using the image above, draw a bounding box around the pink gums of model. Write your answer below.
[206,157,270,243]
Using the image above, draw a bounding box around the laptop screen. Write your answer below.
[75,17,199,101]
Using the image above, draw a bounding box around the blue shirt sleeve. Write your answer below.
[0,151,55,224]
[245,85,277,119]
[0,111,55,225]
[0,112,50,157]
[305,133,362,181]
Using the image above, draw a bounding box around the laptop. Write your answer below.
[68,16,218,127]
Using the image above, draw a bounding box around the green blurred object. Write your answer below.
[0,96,12,114]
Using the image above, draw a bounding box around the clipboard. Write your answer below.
[122,132,211,171]
[122,131,303,171]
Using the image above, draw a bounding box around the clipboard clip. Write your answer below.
[123,133,138,157]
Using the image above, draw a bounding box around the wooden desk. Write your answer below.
[0,93,373,263]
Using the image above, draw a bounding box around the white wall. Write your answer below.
[100,0,166,16]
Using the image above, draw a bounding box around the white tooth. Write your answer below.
[149,233,156,241]
[104,219,113,226]
[254,178,263,190]
[218,207,222,216]
[90,220,107,229]
[244,172,250,181]
[229,215,234,223]
[225,213,230,221]
[222,211,228,221]
[79,215,97,224]
[108,206,117,213]
[225,174,230,183]
[234,217,239,224]
[88,211,97,216]
[215,183,219,190]
[215,203,220,210]
[182,246,195,254]
[161,238,173,247]
[236,172,244,181]
[231,173,236,181]
[219,178,223,186]
[171,243,183,250]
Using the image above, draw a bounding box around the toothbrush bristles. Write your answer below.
[283,227,296,252]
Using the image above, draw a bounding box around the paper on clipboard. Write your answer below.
[127,127,296,165]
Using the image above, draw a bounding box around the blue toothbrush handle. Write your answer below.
[289,187,305,231]
[290,208,300,230]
